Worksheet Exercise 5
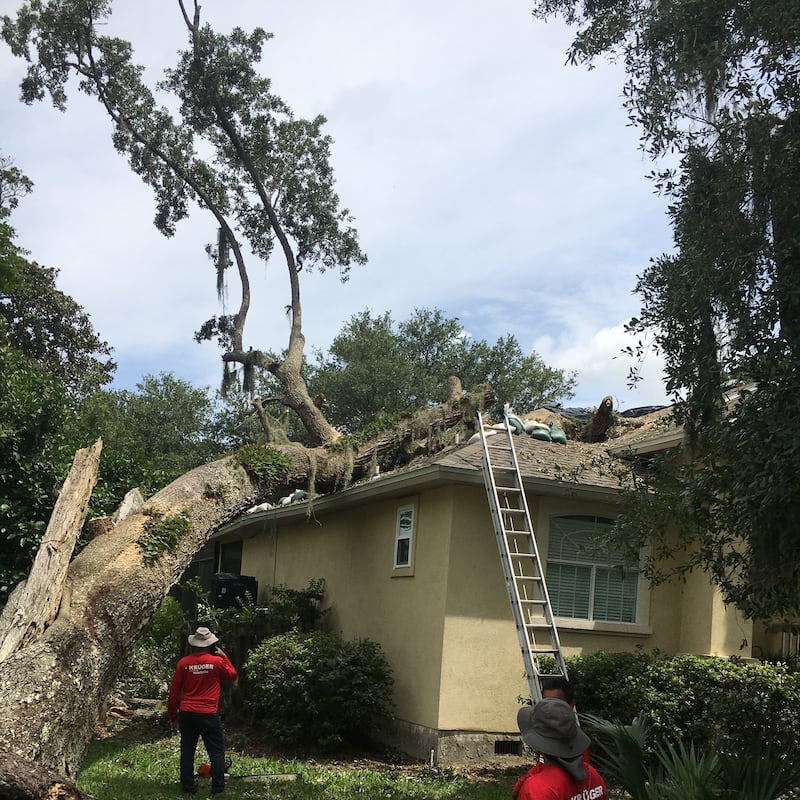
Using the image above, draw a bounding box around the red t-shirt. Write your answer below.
[168,652,238,721]
[513,751,592,797]
[514,760,605,800]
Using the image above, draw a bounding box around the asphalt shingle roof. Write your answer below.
[433,432,626,490]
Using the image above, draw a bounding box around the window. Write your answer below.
[546,515,639,623]
[218,540,243,575]
[393,505,414,569]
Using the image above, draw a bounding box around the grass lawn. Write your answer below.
[77,717,524,800]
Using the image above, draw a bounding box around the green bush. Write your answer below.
[629,655,800,760]
[565,648,659,722]
[566,650,800,770]
[244,630,394,748]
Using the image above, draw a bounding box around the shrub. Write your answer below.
[565,650,800,772]
[244,630,394,748]
[564,648,659,722]
[629,654,800,761]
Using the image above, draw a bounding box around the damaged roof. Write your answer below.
[360,405,682,495]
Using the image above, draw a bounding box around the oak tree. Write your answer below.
[532,0,800,617]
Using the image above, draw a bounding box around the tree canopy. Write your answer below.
[310,307,576,432]
[70,372,226,517]
[532,0,800,618]
[0,257,116,398]
[2,0,365,446]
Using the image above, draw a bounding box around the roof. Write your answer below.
[218,404,684,537]
[432,433,624,490]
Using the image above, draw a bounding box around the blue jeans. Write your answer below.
[178,710,226,793]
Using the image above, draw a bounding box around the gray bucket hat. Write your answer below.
[517,697,590,759]
[188,626,219,648]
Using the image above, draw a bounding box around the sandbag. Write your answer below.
[507,414,525,434]
[549,423,567,445]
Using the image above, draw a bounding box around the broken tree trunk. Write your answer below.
[0,391,492,796]
[0,750,89,800]
[0,439,102,662]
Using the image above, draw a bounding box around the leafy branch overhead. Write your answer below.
[532,0,800,617]
[2,0,365,446]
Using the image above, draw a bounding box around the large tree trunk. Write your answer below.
[0,392,491,797]
[0,749,88,800]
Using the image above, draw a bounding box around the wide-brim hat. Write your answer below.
[188,626,219,648]
[517,697,590,759]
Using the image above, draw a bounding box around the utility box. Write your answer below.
[210,573,258,609]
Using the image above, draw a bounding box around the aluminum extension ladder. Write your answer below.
[476,408,568,703]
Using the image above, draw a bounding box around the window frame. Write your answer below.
[543,512,648,631]
[392,503,416,575]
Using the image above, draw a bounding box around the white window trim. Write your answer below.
[392,503,416,574]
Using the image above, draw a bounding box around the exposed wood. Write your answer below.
[85,517,113,540]
[0,440,102,662]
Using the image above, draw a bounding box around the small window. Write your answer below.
[394,505,414,569]
[218,540,243,575]
[546,515,639,623]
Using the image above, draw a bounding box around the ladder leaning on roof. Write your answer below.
[476,407,568,704]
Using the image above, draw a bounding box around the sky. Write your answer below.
[0,0,676,412]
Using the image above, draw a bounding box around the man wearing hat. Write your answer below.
[168,627,238,795]
[515,697,606,800]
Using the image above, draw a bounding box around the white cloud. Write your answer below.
[533,323,670,411]
[0,0,677,408]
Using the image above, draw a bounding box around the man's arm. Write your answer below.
[167,662,184,723]
[212,646,238,682]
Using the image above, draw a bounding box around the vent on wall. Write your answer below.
[494,740,523,756]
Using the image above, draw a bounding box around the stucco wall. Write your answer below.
[677,567,752,656]
[438,485,530,732]
[240,488,455,730]
[235,477,753,753]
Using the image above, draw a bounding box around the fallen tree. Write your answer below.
[0,7,497,797]
[0,390,491,798]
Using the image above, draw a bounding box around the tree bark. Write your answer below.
[0,748,89,800]
[0,439,101,661]
[0,391,492,795]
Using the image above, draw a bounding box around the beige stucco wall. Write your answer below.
[235,478,753,743]
[240,488,456,731]
[676,566,753,656]
[437,485,530,733]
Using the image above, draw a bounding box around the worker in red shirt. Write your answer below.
[168,626,238,795]
[514,698,607,800]
[513,678,592,797]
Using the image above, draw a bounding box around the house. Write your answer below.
[211,407,761,763]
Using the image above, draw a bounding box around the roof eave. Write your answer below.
[213,462,623,541]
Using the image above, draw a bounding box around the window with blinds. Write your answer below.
[546,515,638,623]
